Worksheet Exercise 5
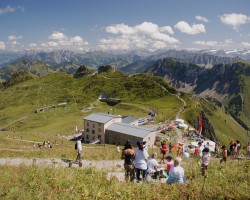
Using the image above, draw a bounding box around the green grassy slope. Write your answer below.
[0,72,183,134]
[242,76,250,126]
[200,99,246,145]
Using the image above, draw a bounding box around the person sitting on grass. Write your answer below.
[147,152,166,179]
[167,157,186,184]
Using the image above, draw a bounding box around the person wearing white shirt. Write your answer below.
[134,141,149,182]
[74,138,83,165]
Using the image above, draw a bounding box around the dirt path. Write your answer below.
[0,157,124,170]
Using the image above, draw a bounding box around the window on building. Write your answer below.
[87,122,89,127]
[86,128,89,133]
[98,128,101,132]
[92,130,95,134]
[92,136,95,140]
[86,135,89,140]
[92,124,95,128]
[98,135,101,139]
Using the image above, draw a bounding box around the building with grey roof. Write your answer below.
[122,116,138,126]
[105,122,156,148]
[83,113,122,143]
[83,112,156,147]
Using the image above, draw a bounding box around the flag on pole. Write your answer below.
[199,114,202,135]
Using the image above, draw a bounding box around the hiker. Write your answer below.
[74,138,83,165]
[229,140,234,158]
[116,145,121,153]
[198,141,204,157]
[121,140,135,182]
[236,140,241,158]
[165,156,174,175]
[48,141,52,149]
[167,157,186,184]
[183,150,190,159]
[177,146,182,157]
[169,143,172,153]
[201,147,211,177]
[160,141,167,163]
[220,145,227,164]
[134,141,149,182]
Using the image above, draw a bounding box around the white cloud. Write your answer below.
[159,26,174,35]
[220,13,250,31]
[106,23,135,35]
[193,40,218,46]
[0,6,15,15]
[49,32,67,40]
[99,22,179,51]
[175,21,206,35]
[135,22,159,34]
[0,41,6,50]
[28,31,89,51]
[241,42,250,47]
[0,5,24,15]
[8,35,23,41]
[196,15,209,23]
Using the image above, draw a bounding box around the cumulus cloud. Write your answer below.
[49,32,67,40]
[193,40,218,46]
[99,22,179,51]
[159,26,174,35]
[175,21,206,35]
[196,15,209,23]
[28,31,89,51]
[241,42,250,47]
[106,23,135,35]
[220,13,250,31]
[0,41,6,50]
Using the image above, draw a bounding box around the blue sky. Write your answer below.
[0,0,250,52]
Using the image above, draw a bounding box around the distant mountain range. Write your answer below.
[1,48,248,80]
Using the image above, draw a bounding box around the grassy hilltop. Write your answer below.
[0,70,248,145]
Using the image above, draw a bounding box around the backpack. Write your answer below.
[124,154,134,165]
[75,142,78,150]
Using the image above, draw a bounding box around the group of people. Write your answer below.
[229,139,241,158]
[121,140,186,184]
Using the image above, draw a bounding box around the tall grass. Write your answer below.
[0,159,249,199]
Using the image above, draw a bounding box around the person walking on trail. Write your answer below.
[220,145,227,164]
[121,140,135,182]
[160,141,167,164]
[201,147,211,177]
[134,141,149,182]
[74,138,83,165]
